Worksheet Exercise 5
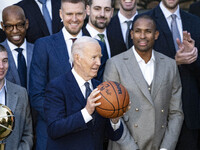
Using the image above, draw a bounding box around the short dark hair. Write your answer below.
[61,0,86,5]
[87,0,115,7]
[132,15,157,31]
[0,44,7,52]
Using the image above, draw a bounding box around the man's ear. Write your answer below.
[155,30,159,40]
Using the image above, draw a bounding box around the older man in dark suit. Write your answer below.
[142,0,200,149]
[44,36,123,150]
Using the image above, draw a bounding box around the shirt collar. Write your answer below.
[72,68,92,88]
[132,46,155,63]
[0,78,7,93]
[118,11,138,24]
[7,39,27,51]
[160,1,181,19]
[86,23,107,38]
[62,27,83,41]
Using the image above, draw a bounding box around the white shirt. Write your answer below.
[7,40,27,67]
[0,79,7,105]
[72,68,120,130]
[160,1,183,42]
[132,46,155,85]
[62,27,83,66]
[118,11,138,43]
[35,0,52,19]
[86,24,111,58]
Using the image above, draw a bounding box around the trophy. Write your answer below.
[0,104,14,150]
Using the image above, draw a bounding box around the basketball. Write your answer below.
[96,81,130,118]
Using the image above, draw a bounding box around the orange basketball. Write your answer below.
[96,81,130,118]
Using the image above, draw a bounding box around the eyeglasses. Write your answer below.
[3,22,26,32]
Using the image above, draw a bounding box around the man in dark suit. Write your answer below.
[143,0,200,149]
[16,0,63,43]
[0,44,33,150]
[29,0,108,149]
[84,0,114,58]
[189,1,200,18]
[44,36,123,150]
[106,0,137,57]
[1,5,33,89]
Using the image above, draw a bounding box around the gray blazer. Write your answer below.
[103,48,184,150]
[4,80,33,150]
[1,40,33,90]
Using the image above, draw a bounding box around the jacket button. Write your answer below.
[161,109,164,113]
[135,108,139,111]
[134,124,138,127]
[161,125,165,128]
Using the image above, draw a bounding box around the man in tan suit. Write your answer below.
[103,15,184,150]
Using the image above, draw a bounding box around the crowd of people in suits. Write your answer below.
[0,0,200,150]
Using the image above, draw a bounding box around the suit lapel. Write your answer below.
[151,52,165,101]
[124,49,153,105]
[6,81,18,114]
[154,6,176,57]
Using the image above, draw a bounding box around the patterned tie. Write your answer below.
[38,0,52,35]
[84,82,92,99]
[125,20,132,49]
[171,14,181,51]
[15,48,27,88]
[71,38,77,43]
[97,34,105,43]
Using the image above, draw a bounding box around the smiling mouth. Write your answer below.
[12,35,21,41]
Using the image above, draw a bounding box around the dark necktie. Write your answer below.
[84,82,92,99]
[125,20,132,49]
[97,34,105,44]
[15,48,27,88]
[71,38,77,43]
[38,0,52,35]
[171,14,181,51]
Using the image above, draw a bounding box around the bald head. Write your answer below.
[2,5,26,22]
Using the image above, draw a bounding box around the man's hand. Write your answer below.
[85,88,101,115]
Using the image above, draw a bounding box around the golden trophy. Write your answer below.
[0,104,14,150]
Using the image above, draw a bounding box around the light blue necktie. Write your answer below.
[171,14,181,51]
[38,0,52,35]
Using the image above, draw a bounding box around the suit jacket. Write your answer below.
[189,1,200,18]
[44,71,123,150]
[107,14,133,57]
[4,80,33,150]
[103,48,184,150]
[29,30,108,149]
[0,29,6,43]
[1,40,34,90]
[143,6,200,129]
[16,0,63,43]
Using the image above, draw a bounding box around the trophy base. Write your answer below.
[0,143,5,150]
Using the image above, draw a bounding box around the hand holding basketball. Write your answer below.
[96,81,130,118]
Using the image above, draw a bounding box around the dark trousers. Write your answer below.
[176,122,200,150]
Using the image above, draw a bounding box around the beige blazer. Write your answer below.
[103,48,184,150]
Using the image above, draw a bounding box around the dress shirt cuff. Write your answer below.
[81,108,93,123]
[110,119,121,131]
[160,148,167,150]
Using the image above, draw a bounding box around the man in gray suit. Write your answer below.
[104,15,184,150]
[0,44,33,150]
[1,5,33,89]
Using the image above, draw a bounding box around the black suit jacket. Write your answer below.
[143,6,200,129]
[107,14,133,57]
[0,29,6,43]
[16,0,63,43]
[189,1,200,18]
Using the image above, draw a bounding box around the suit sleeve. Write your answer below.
[160,61,184,149]
[29,39,49,120]
[18,88,33,150]
[103,59,139,150]
[44,79,88,139]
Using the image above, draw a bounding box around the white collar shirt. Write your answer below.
[7,39,27,68]
[132,46,155,85]
[86,24,111,58]
[62,27,83,66]
[0,79,7,105]
[160,1,183,41]
[35,0,52,19]
[118,11,138,43]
